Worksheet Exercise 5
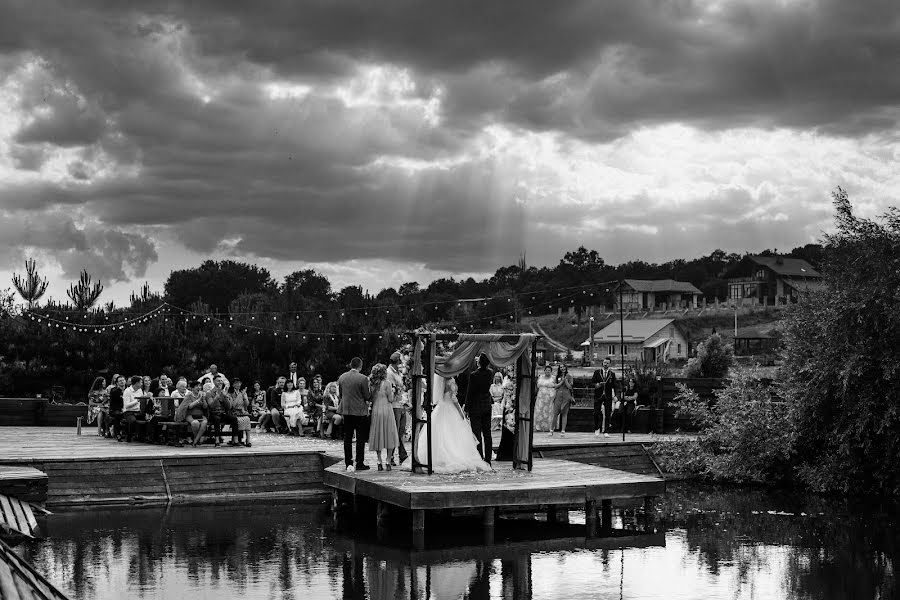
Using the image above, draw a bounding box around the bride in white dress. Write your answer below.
[415,374,493,473]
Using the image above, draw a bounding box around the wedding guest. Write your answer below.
[205,377,232,447]
[287,362,301,388]
[199,363,230,392]
[338,357,373,472]
[185,380,208,447]
[319,381,340,438]
[549,364,574,437]
[305,378,325,436]
[495,365,517,461]
[489,372,504,430]
[108,375,126,441]
[386,352,408,466]
[619,375,639,434]
[592,357,617,437]
[251,381,268,426]
[266,376,287,433]
[533,365,555,432]
[122,375,143,442]
[367,363,399,471]
[282,379,306,435]
[229,378,252,447]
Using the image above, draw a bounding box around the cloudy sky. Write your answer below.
[1,0,899,305]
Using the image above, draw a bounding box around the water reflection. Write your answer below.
[13,483,898,600]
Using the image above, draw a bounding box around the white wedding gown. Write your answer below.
[415,376,493,473]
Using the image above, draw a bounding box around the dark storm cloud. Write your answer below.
[1,0,898,286]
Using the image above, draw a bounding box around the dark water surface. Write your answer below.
[15,483,898,600]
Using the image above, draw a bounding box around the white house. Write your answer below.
[581,319,690,363]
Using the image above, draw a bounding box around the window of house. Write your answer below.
[677,343,682,354]
[607,345,615,355]
[621,345,628,355]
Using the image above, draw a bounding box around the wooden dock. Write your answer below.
[324,458,664,543]
[0,539,70,600]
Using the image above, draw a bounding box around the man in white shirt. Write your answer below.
[287,362,300,388]
[199,364,230,392]
[121,376,143,442]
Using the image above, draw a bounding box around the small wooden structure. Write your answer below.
[324,459,664,545]
[409,332,541,473]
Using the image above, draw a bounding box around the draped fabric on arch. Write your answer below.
[410,333,537,471]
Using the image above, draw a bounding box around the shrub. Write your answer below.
[655,366,794,484]
[683,333,733,378]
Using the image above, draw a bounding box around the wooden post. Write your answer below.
[601,499,612,532]
[412,509,426,550]
[426,339,436,475]
[376,502,389,528]
[643,496,656,533]
[585,499,597,537]
[483,506,496,529]
[547,506,568,524]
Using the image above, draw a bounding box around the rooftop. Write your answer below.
[584,319,675,344]
[623,279,702,294]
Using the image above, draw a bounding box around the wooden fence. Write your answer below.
[0,399,86,427]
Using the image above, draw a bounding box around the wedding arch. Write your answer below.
[408,332,541,474]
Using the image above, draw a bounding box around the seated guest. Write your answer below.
[108,375,126,441]
[282,380,306,435]
[205,377,233,447]
[122,376,143,442]
[199,363,230,392]
[142,375,153,397]
[319,381,340,438]
[170,378,187,402]
[305,378,324,436]
[185,381,208,447]
[229,378,252,447]
[251,381,268,429]
[266,376,287,433]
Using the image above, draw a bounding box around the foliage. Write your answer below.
[683,333,733,378]
[780,188,900,496]
[655,366,794,484]
[66,269,103,310]
[165,260,275,312]
[12,259,49,309]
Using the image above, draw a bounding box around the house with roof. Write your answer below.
[723,255,823,304]
[618,279,703,311]
[733,324,780,356]
[581,318,690,363]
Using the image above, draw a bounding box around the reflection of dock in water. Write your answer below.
[325,458,665,548]
[334,526,666,600]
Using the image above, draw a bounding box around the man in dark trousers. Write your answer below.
[466,354,495,464]
[591,357,618,437]
[338,357,373,472]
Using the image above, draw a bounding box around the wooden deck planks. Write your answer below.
[324,459,664,511]
[0,539,71,600]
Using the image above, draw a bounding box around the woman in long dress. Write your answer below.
[416,375,492,473]
[495,365,517,461]
[548,363,573,437]
[533,365,556,432]
[367,363,399,471]
[489,372,504,430]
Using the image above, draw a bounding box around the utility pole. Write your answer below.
[619,281,626,442]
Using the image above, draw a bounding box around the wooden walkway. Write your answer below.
[324,459,664,543]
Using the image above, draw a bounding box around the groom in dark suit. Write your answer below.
[465,354,494,464]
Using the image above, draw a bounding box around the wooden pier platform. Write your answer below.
[324,459,664,542]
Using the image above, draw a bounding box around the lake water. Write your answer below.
[15,483,897,600]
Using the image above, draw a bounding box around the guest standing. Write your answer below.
[549,364,574,437]
[591,358,618,437]
[338,357,373,472]
[489,372,504,430]
[367,363,399,471]
[533,366,556,432]
[229,378,252,446]
[386,352,408,466]
[495,365,517,461]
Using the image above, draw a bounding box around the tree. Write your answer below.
[398,282,420,296]
[683,333,733,378]
[12,258,49,309]
[67,269,103,310]
[781,188,900,495]
[164,260,274,313]
[283,269,332,302]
